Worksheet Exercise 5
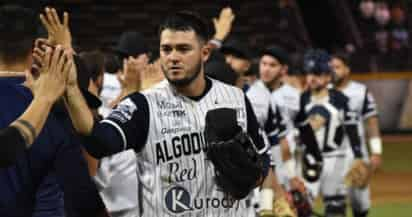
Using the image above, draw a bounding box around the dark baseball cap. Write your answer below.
[221,39,253,60]
[261,46,289,65]
[303,49,332,75]
[111,31,148,57]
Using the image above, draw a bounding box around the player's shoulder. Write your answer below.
[347,80,367,92]
[210,78,245,96]
[329,88,349,108]
[246,80,270,98]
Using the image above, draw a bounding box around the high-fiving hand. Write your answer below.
[40,7,72,51]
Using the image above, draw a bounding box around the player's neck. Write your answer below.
[284,76,305,91]
[336,78,350,90]
[0,61,29,77]
[265,78,282,92]
[312,87,329,99]
[175,71,206,98]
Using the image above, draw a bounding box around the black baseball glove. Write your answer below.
[205,108,265,200]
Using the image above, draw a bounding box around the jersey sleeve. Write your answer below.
[341,93,363,158]
[361,89,378,119]
[264,104,288,146]
[244,95,270,154]
[83,92,150,158]
[103,92,150,151]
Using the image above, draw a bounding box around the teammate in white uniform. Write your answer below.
[330,53,382,217]
[246,46,289,183]
[295,49,364,217]
[271,53,308,192]
[246,47,290,214]
[64,12,285,217]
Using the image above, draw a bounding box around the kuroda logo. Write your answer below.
[165,186,192,213]
[164,186,239,214]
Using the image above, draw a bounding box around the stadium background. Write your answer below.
[5,0,412,216]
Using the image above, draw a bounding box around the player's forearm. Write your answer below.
[346,124,363,158]
[366,116,380,138]
[10,95,54,146]
[366,116,382,155]
[280,137,292,162]
[262,169,284,197]
[64,85,95,135]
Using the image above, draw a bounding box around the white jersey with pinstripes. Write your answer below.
[136,79,256,217]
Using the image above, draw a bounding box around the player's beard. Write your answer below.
[162,61,202,87]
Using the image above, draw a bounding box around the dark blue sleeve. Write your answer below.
[0,127,26,168]
[83,92,150,158]
[244,96,271,175]
[264,104,287,146]
[54,128,106,217]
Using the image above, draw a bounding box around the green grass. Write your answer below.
[314,201,412,217]
[369,202,412,217]
[381,142,412,172]
[312,141,412,216]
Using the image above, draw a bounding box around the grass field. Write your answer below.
[314,141,412,217]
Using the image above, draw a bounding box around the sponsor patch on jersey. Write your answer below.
[164,185,239,214]
[109,98,137,123]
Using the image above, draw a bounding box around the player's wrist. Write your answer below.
[369,137,382,154]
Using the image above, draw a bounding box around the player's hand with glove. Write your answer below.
[205,108,265,200]
[345,159,371,188]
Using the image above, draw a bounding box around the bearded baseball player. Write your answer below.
[330,52,382,217]
[64,11,294,217]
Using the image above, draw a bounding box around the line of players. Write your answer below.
[246,48,382,217]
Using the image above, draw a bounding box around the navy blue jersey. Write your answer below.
[0,77,105,217]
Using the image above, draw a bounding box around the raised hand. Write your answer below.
[141,60,164,90]
[39,7,72,51]
[32,45,73,103]
[117,55,149,95]
[213,7,235,41]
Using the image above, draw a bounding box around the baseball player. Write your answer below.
[330,52,382,217]
[64,11,288,217]
[246,46,289,183]
[295,49,365,217]
[270,53,308,193]
[245,46,290,214]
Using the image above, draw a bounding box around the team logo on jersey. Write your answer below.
[164,185,239,214]
[110,98,137,123]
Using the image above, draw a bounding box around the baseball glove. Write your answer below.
[259,196,297,217]
[345,159,371,188]
[205,108,265,200]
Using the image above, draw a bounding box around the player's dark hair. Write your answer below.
[79,50,106,82]
[0,5,38,64]
[159,11,212,44]
[331,51,351,68]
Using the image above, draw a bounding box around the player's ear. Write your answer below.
[201,43,211,63]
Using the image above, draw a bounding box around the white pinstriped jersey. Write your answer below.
[340,81,378,147]
[271,83,301,130]
[105,78,268,217]
[246,80,287,145]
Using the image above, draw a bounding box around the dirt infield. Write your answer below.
[371,172,412,204]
